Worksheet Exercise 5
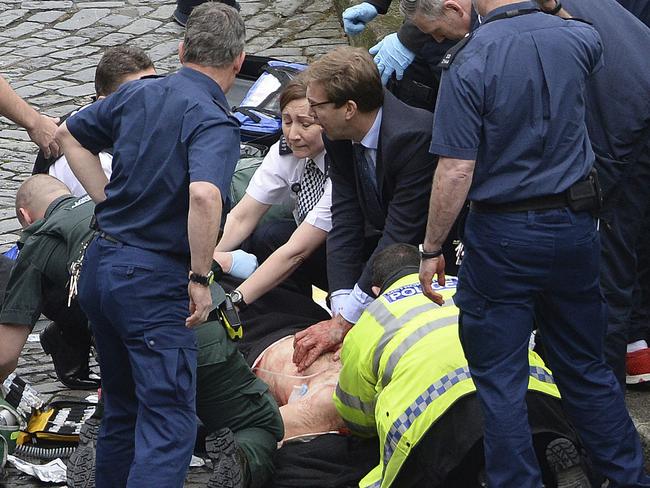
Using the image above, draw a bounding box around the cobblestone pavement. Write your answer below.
[1,0,648,486]
[0,0,346,486]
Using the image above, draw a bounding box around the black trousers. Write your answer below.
[392,392,579,488]
[599,142,650,385]
[243,219,328,297]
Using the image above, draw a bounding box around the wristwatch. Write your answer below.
[189,270,215,286]
[419,244,443,260]
[229,289,247,310]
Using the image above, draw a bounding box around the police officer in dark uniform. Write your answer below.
[404,0,650,486]
[533,0,650,386]
[55,4,245,487]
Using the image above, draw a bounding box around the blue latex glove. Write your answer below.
[369,33,416,85]
[342,2,379,36]
[228,250,258,279]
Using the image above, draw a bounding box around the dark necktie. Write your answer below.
[353,143,379,198]
[296,158,326,224]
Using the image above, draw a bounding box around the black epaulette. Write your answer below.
[278,136,293,155]
[140,74,166,80]
[437,33,473,70]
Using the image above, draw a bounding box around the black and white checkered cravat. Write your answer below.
[296,158,326,224]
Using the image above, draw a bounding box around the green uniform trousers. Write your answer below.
[195,321,284,488]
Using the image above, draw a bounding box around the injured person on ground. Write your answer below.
[0,177,592,487]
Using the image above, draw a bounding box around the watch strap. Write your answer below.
[189,270,214,286]
[419,244,443,260]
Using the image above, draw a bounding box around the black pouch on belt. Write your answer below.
[567,167,603,214]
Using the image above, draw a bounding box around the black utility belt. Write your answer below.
[90,215,123,244]
[471,169,602,214]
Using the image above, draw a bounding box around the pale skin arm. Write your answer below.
[55,121,109,203]
[214,194,271,252]
[237,222,327,304]
[187,182,222,328]
[419,157,475,304]
[0,323,31,383]
[0,75,60,158]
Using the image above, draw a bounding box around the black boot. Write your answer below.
[206,428,249,488]
[40,322,100,390]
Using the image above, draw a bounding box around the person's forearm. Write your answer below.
[215,195,269,252]
[56,122,108,203]
[189,182,222,275]
[0,76,39,129]
[423,158,475,251]
[238,224,327,304]
[215,213,256,252]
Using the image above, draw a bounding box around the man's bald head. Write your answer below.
[16,174,71,228]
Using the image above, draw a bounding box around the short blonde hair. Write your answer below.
[306,47,383,113]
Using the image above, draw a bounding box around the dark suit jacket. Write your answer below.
[325,90,436,295]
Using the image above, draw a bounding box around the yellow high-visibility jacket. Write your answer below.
[333,273,560,488]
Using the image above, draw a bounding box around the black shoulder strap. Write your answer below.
[439,7,541,70]
[438,33,473,70]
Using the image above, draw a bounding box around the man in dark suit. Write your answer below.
[292,46,438,370]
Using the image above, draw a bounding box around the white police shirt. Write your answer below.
[246,140,332,232]
[48,103,113,197]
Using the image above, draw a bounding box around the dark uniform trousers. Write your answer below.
[78,236,197,488]
[599,142,650,383]
[243,218,329,296]
[455,208,650,487]
[629,207,650,344]
[195,320,284,488]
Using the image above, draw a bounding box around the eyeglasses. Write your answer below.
[308,100,335,109]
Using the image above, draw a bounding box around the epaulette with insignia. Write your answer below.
[437,33,473,69]
[278,136,293,155]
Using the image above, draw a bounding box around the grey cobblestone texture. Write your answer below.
[0,0,648,486]
[0,0,348,485]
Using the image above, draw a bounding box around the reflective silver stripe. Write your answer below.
[371,301,449,377]
[380,315,457,388]
[366,481,382,488]
[378,366,472,486]
[365,298,397,327]
[343,419,377,437]
[335,384,375,415]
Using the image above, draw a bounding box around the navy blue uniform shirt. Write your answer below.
[429,1,603,203]
[562,0,650,172]
[67,67,240,256]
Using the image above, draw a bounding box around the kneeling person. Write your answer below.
[0,176,283,488]
[334,244,589,488]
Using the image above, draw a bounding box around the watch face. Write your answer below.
[231,290,242,303]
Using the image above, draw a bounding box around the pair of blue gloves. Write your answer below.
[342,2,416,85]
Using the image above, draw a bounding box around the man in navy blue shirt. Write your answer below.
[55,4,244,487]
[389,0,650,387]
[402,0,650,487]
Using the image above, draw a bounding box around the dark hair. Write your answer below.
[306,46,383,113]
[279,77,308,112]
[371,243,420,288]
[94,45,154,97]
[183,3,245,68]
